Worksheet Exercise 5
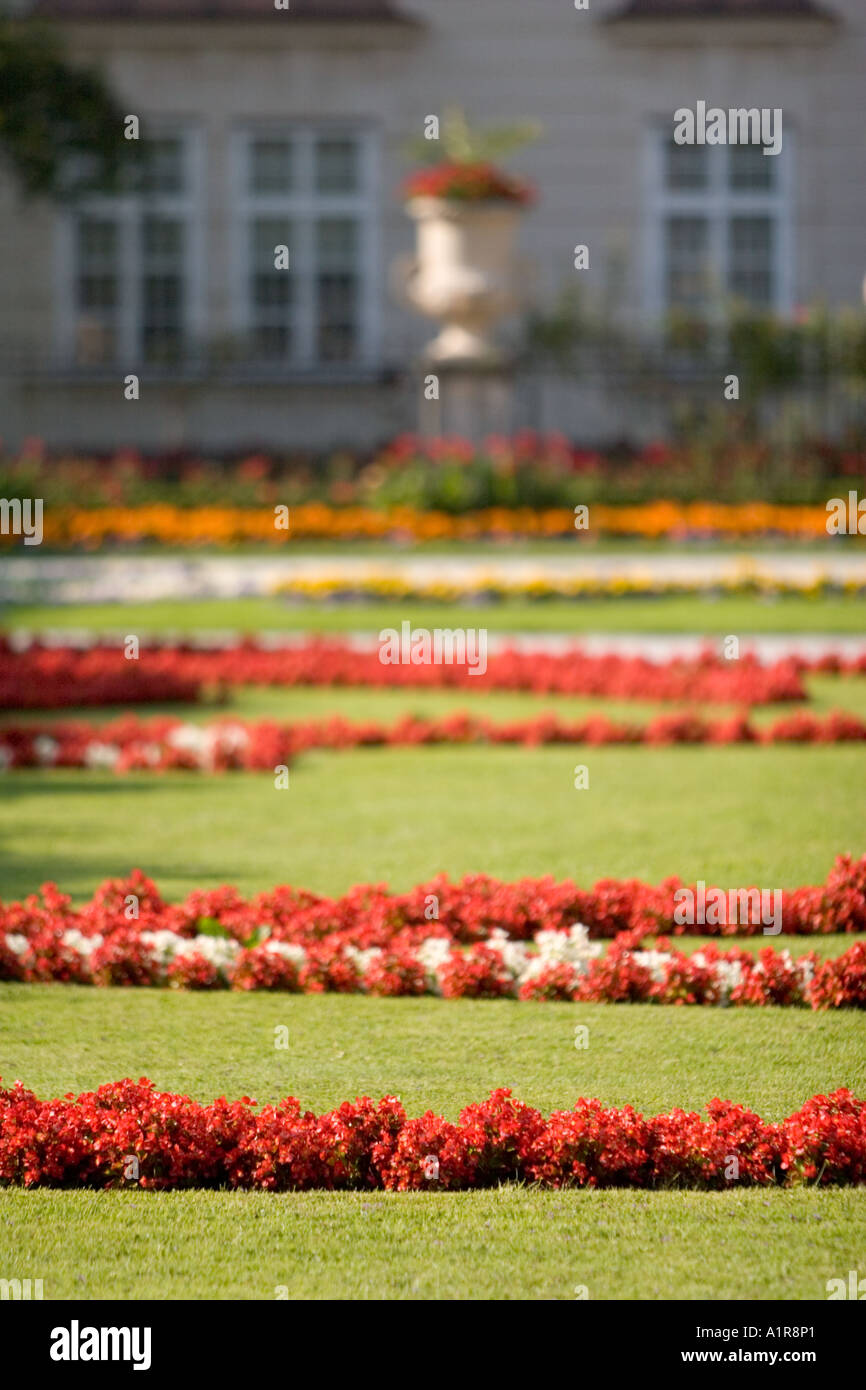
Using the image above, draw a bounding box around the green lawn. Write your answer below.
[5,1186,861,1300]
[657,934,864,960]
[3,988,863,1116]
[3,582,865,1302]
[6,592,866,633]
[1,989,864,1299]
[1,746,864,903]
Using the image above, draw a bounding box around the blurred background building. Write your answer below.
[0,0,863,451]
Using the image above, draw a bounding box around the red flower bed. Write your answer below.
[2,858,864,947]
[2,861,866,1006]
[1,1080,862,1190]
[0,637,815,706]
[0,645,201,709]
[809,943,866,1010]
[3,706,866,774]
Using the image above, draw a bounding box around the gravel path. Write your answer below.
[8,628,866,662]
[2,550,866,605]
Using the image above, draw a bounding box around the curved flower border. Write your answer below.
[1,638,820,706]
[3,919,864,1008]
[4,708,866,774]
[3,859,865,1004]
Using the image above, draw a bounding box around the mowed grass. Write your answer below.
[7,591,866,633]
[4,987,865,1115]
[0,748,862,957]
[0,745,863,903]
[654,934,864,960]
[2,743,862,1299]
[3,595,865,1302]
[4,1187,861,1300]
[1,989,864,1300]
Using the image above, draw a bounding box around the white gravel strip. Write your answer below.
[2,549,866,605]
[8,628,866,662]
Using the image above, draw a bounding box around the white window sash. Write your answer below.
[230,122,379,369]
[642,122,794,323]
[55,124,203,369]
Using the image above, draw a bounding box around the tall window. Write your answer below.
[643,128,793,321]
[232,126,379,368]
[62,130,202,368]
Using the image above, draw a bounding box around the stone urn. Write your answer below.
[395,197,525,366]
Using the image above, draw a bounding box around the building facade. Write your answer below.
[0,0,863,450]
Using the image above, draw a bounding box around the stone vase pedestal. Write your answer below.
[393,195,525,440]
[398,195,523,365]
[422,364,515,440]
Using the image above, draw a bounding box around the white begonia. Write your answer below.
[61,928,100,958]
[415,936,455,995]
[184,934,240,972]
[214,724,250,753]
[516,927,591,985]
[4,933,30,957]
[263,940,307,966]
[34,736,60,766]
[484,928,528,978]
[141,930,186,967]
[705,956,744,1003]
[536,924,601,967]
[164,723,250,769]
[797,955,815,988]
[167,724,211,754]
[416,936,453,975]
[345,945,382,976]
[632,949,672,985]
[84,742,120,769]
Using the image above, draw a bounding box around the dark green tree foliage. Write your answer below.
[0,17,136,199]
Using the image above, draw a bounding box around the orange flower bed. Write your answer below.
[3,500,836,547]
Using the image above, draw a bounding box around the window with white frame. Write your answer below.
[644,128,793,321]
[232,126,379,368]
[61,130,202,368]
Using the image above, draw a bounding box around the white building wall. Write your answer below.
[0,0,863,448]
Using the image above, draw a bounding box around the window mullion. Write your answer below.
[121,200,139,367]
[710,151,728,323]
[294,211,314,368]
[358,129,379,366]
[776,139,793,313]
[187,129,206,365]
[642,127,663,325]
[296,131,315,366]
